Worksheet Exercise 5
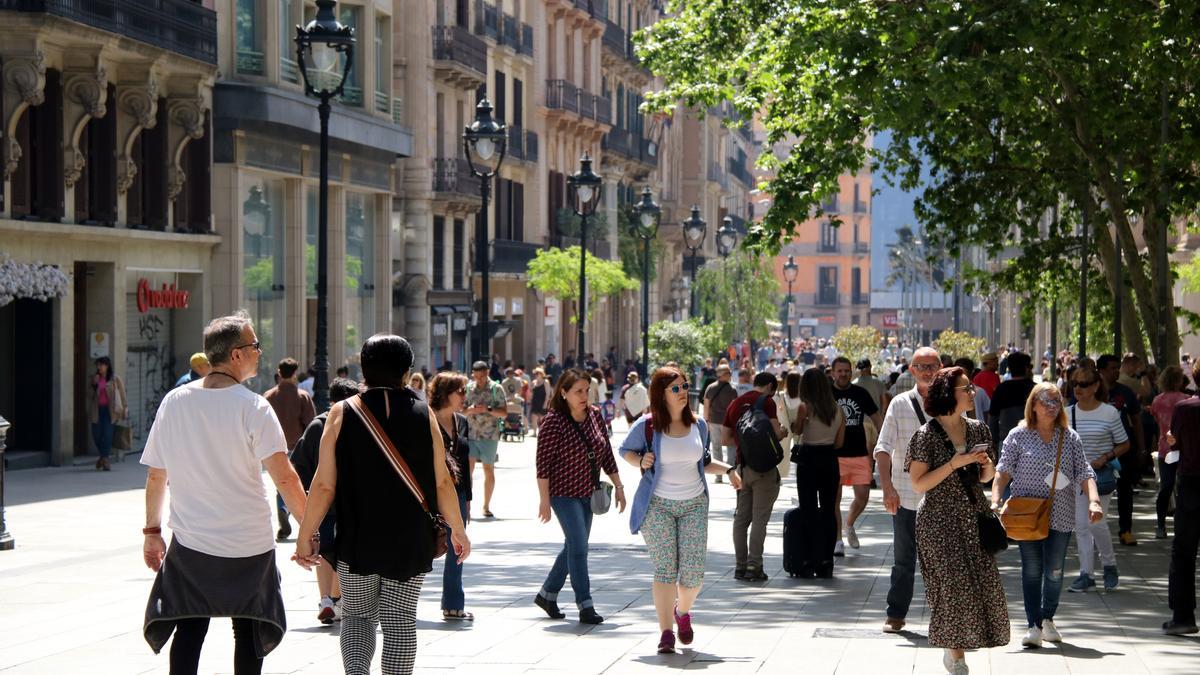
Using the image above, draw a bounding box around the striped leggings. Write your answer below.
[337,561,425,675]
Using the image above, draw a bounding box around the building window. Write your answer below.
[818,266,838,305]
[236,0,265,75]
[243,178,286,391]
[280,0,299,82]
[851,267,862,304]
[338,6,363,106]
[453,218,465,289]
[345,192,376,364]
[819,221,838,252]
[375,16,389,113]
[433,216,446,290]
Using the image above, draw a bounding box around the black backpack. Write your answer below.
[736,395,783,472]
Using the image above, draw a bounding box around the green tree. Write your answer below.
[832,325,881,368]
[694,249,780,345]
[527,246,638,323]
[638,1,1200,365]
[649,318,724,373]
[934,330,987,362]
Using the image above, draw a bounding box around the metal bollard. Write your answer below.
[0,415,13,550]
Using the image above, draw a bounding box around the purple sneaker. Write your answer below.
[674,606,694,645]
[657,629,676,654]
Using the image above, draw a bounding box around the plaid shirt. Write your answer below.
[873,387,927,511]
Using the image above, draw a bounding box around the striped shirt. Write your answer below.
[873,387,927,511]
[1068,403,1128,463]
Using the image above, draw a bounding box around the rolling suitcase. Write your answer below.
[782,507,807,577]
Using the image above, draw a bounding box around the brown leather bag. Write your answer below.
[1000,429,1064,541]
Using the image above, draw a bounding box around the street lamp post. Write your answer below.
[567,154,602,361]
[632,187,661,380]
[716,216,738,340]
[296,0,354,412]
[783,255,798,358]
[462,99,507,362]
[0,415,13,550]
[682,205,706,318]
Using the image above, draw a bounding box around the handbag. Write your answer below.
[568,409,613,515]
[999,428,1064,541]
[940,423,1008,555]
[112,379,132,450]
[344,393,449,558]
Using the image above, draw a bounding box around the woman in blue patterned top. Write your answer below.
[993,382,1101,649]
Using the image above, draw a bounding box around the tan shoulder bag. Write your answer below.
[999,429,1064,541]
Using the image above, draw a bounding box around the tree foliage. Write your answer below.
[694,250,780,345]
[934,330,987,362]
[649,318,724,373]
[526,246,638,323]
[832,325,881,368]
[637,1,1200,365]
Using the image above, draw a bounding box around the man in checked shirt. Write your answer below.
[874,346,941,633]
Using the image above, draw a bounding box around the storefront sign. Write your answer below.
[136,279,190,313]
[882,314,899,329]
[89,332,110,358]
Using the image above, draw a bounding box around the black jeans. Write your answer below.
[1157,458,1179,530]
[886,507,918,620]
[1169,475,1200,625]
[1117,449,1143,535]
[169,617,262,675]
[794,445,840,571]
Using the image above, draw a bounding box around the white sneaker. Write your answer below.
[847,526,860,549]
[317,596,336,625]
[1041,619,1061,642]
[833,540,845,557]
[333,597,343,622]
[1021,626,1043,648]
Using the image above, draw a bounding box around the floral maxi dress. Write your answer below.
[906,418,1011,649]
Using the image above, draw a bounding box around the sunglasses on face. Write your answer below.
[669,382,690,394]
[1036,395,1063,409]
[1072,379,1098,388]
[234,341,261,353]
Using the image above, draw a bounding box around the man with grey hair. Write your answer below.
[141,313,308,671]
[874,346,940,633]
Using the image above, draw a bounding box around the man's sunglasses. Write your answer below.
[235,341,261,353]
[669,382,690,394]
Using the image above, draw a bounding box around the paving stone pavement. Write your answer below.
[1,419,1197,674]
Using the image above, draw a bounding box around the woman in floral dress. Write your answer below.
[906,367,1009,674]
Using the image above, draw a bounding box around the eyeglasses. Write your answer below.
[453,389,467,396]
[234,341,261,353]
[955,383,977,396]
[1072,379,1098,388]
[911,362,939,372]
[669,382,690,394]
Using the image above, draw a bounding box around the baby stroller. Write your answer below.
[501,398,526,442]
[600,400,616,437]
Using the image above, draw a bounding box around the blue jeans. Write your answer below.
[539,496,594,609]
[441,493,469,611]
[91,406,113,459]
[1017,529,1072,628]
[886,507,917,619]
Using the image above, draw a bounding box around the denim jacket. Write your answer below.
[619,415,711,534]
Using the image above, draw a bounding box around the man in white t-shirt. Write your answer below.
[141,313,308,671]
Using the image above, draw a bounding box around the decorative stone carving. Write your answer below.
[167,166,186,202]
[65,65,108,119]
[168,98,205,140]
[118,79,159,129]
[4,50,47,107]
[116,156,137,195]
[64,148,86,189]
[4,136,21,180]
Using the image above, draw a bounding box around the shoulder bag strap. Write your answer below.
[344,394,434,515]
[909,392,927,425]
[1046,428,1065,507]
[567,409,602,487]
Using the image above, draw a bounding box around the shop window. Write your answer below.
[345,192,376,368]
[433,216,446,290]
[243,178,287,391]
[236,0,265,75]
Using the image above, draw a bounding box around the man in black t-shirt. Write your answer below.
[830,357,882,554]
[1100,354,1146,545]
[989,352,1035,447]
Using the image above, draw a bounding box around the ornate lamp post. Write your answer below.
[669,277,687,321]
[783,254,799,358]
[462,98,507,362]
[632,187,661,379]
[682,205,706,318]
[296,0,354,412]
[716,216,738,258]
[567,154,602,360]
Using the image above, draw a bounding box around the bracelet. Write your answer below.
[142,526,161,535]
[614,485,624,491]
[725,466,736,475]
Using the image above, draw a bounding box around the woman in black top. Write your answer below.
[294,335,469,675]
[530,367,552,434]
[429,372,474,620]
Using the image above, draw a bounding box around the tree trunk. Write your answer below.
[1090,212,1147,359]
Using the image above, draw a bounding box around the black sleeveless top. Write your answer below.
[334,388,438,581]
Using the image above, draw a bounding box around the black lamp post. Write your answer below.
[567,154,602,360]
[682,205,706,318]
[717,216,737,258]
[296,0,354,413]
[0,415,13,550]
[632,186,661,380]
[462,98,507,362]
[783,254,798,358]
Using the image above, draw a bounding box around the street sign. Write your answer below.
[882,314,898,329]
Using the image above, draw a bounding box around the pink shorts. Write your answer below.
[838,456,872,486]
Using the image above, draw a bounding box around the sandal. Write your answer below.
[483,511,495,519]
[442,609,475,621]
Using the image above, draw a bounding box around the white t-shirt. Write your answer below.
[623,382,650,415]
[1068,402,1128,463]
[654,426,706,500]
[141,384,288,558]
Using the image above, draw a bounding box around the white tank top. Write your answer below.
[654,425,706,500]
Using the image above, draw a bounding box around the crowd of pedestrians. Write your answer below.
[136,319,1200,674]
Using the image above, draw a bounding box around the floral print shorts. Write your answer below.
[641,493,709,587]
